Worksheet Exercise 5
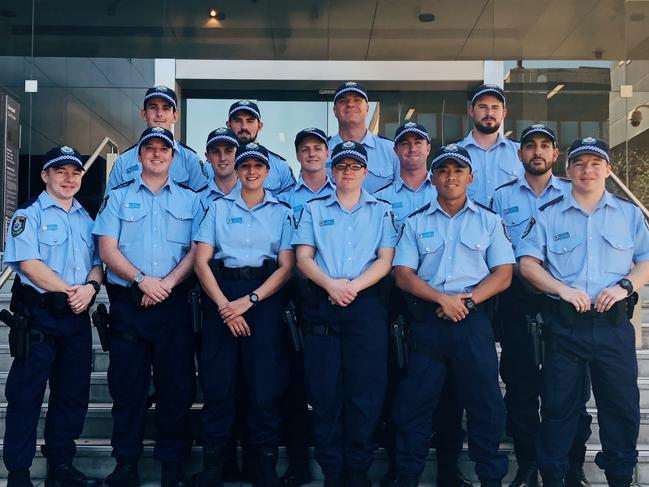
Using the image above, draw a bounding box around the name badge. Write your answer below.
[227,217,243,224]
[41,223,58,231]
[125,202,141,208]
[553,232,570,241]
[319,219,335,226]
[126,164,139,174]
[392,202,404,209]
[417,231,434,239]
[504,206,519,214]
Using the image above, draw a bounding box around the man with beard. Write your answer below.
[226,100,295,196]
[457,84,522,207]
[492,125,591,487]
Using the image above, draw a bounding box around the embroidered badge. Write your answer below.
[11,216,26,237]
[521,217,536,239]
[99,195,109,213]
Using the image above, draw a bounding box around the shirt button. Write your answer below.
[76,267,80,271]
[563,247,567,251]
[476,244,481,249]
[153,262,157,266]
[153,227,157,231]
[153,211,157,215]
[153,244,157,248]
[348,257,352,261]
[425,247,430,252]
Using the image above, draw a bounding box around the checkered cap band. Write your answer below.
[235,150,269,165]
[229,105,261,120]
[206,134,239,148]
[144,91,177,109]
[431,151,472,167]
[523,127,556,142]
[140,132,174,147]
[43,155,84,170]
[299,129,328,144]
[396,127,430,144]
[332,149,368,165]
[471,87,505,105]
[568,145,609,162]
[333,86,368,103]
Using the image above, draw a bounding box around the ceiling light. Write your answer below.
[405,108,416,120]
[418,13,435,23]
[547,84,565,99]
[210,8,217,17]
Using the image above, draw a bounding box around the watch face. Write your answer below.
[135,273,145,283]
[249,293,259,303]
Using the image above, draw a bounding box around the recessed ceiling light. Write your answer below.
[418,13,435,23]
[210,8,217,17]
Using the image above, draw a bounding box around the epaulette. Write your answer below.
[539,195,563,212]
[494,177,519,192]
[507,136,520,143]
[377,134,394,142]
[178,182,207,193]
[373,182,392,194]
[612,193,637,206]
[17,196,39,211]
[445,138,463,146]
[210,194,225,203]
[124,143,137,153]
[275,200,292,210]
[306,195,329,204]
[179,142,197,154]
[111,179,135,191]
[326,135,332,142]
[268,150,286,161]
[557,176,571,183]
[277,183,295,195]
[475,201,496,214]
[375,197,391,206]
[406,203,430,219]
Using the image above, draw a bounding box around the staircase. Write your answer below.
[0,277,648,486]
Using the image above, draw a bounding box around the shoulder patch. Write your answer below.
[539,195,563,212]
[377,134,394,142]
[111,179,135,191]
[475,201,496,214]
[11,216,26,237]
[406,203,431,219]
[373,182,392,194]
[268,150,286,161]
[501,221,511,242]
[521,217,536,239]
[98,194,109,213]
[277,183,295,195]
[494,177,519,192]
[177,182,204,193]
[17,196,39,211]
[200,160,209,178]
[276,200,292,209]
[179,142,197,154]
[612,193,637,207]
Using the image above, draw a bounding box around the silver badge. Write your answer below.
[531,123,545,129]
[342,141,355,149]
[239,100,251,106]
[246,142,259,149]
[444,144,458,152]
[216,127,227,134]
[582,136,596,144]
[60,146,74,154]
[345,81,357,87]
[152,127,165,133]
[155,85,168,92]
[405,122,416,128]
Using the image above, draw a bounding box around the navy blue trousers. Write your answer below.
[538,313,639,481]
[199,279,288,449]
[107,292,196,463]
[3,305,92,471]
[302,295,388,476]
[392,311,507,482]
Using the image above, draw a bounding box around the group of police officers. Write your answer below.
[3,80,649,487]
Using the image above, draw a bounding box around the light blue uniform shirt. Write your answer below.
[395,198,515,294]
[106,140,209,192]
[292,190,398,280]
[4,192,101,293]
[328,132,400,193]
[276,175,336,223]
[492,175,570,249]
[199,177,242,210]
[373,176,438,229]
[516,191,649,301]
[194,189,294,268]
[93,175,203,286]
[457,132,522,207]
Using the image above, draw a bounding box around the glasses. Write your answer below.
[333,162,365,171]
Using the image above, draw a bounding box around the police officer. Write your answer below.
[3,146,103,487]
[200,127,241,207]
[517,137,649,487]
[226,100,295,195]
[293,141,398,487]
[277,127,335,221]
[328,82,400,193]
[276,127,335,486]
[456,84,522,207]
[192,142,294,487]
[94,127,203,487]
[391,144,513,487]
[492,125,591,487]
[107,85,208,191]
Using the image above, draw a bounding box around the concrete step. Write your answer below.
[0,442,647,484]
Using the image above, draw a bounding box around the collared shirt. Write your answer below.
[492,175,571,249]
[106,140,209,192]
[93,175,203,286]
[328,131,400,193]
[516,191,649,300]
[194,188,294,268]
[395,198,515,294]
[373,175,438,229]
[199,177,241,209]
[276,174,336,222]
[457,131,522,207]
[4,191,101,293]
[292,189,398,280]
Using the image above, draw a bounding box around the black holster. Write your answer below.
[91,303,111,352]
[188,285,203,335]
[283,300,303,352]
[1,308,30,359]
[525,312,545,369]
[390,314,408,370]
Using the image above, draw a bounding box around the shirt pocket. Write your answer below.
[459,232,490,267]
[118,208,147,243]
[416,233,444,257]
[601,232,634,275]
[548,237,584,278]
[38,227,68,263]
[166,206,193,245]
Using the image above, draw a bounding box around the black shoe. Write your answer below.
[45,463,100,487]
[7,469,35,487]
[381,471,398,487]
[604,474,633,487]
[346,470,371,487]
[438,467,473,487]
[480,482,501,487]
[161,462,190,487]
[255,447,281,487]
[191,446,225,487]
[102,464,140,487]
[280,463,312,487]
[508,462,538,487]
[566,463,591,487]
[324,473,345,487]
[222,454,241,483]
[541,479,565,487]
[242,446,259,484]
[397,476,419,487]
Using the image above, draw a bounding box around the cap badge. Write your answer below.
[345,81,357,87]
[239,100,251,106]
[444,144,458,152]
[155,85,168,92]
[152,127,165,133]
[342,141,355,149]
[582,137,596,144]
[405,122,416,128]
[246,142,259,149]
[60,146,74,154]
[531,124,545,129]
[216,127,227,134]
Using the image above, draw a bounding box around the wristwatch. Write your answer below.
[133,272,146,285]
[463,297,476,313]
[248,292,260,307]
[85,280,101,294]
[617,278,634,297]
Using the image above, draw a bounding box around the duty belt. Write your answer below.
[543,294,637,326]
[222,266,275,281]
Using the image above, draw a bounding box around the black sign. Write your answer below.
[0,91,20,250]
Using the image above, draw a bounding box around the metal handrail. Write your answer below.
[609,171,649,221]
[0,137,119,289]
